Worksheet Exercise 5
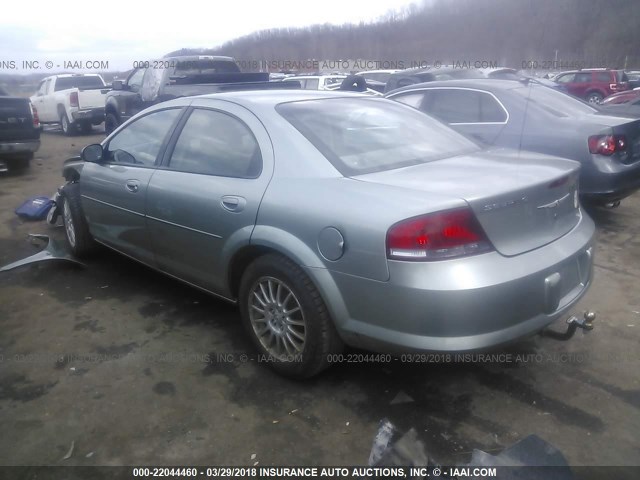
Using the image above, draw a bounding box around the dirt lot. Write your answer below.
[1,127,639,469]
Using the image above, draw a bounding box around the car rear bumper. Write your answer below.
[71,108,105,123]
[325,212,595,353]
[581,158,640,202]
[0,139,40,154]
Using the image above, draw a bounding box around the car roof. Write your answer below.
[386,78,528,95]
[283,75,346,80]
[164,55,235,62]
[194,89,371,106]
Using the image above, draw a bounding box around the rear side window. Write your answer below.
[305,78,319,89]
[168,109,262,178]
[574,73,592,83]
[424,89,507,124]
[106,108,182,167]
[595,72,610,82]
[54,76,104,91]
[392,93,426,109]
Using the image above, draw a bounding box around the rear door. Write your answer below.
[146,101,274,295]
[420,88,509,145]
[81,107,184,263]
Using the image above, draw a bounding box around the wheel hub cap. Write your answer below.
[248,276,306,358]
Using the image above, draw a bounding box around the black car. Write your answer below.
[386,79,640,206]
[0,87,40,172]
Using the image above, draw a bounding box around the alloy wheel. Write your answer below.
[248,276,306,358]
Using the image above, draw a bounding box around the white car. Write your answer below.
[282,75,346,91]
[30,74,110,135]
[354,69,400,84]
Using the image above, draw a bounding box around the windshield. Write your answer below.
[54,76,105,91]
[278,97,479,175]
[513,84,597,117]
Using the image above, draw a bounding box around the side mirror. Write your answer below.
[112,80,123,90]
[82,144,104,163]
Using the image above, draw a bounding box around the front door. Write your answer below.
[80,107,184,263]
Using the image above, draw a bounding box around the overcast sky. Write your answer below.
[1,0,418,74]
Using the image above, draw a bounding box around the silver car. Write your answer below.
[59,91,595,378]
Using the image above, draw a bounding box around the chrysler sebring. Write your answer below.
[58,91,595,377]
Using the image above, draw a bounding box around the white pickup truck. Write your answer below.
[30,74,110,135]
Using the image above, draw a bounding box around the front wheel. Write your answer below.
[62,183,95,257]
[104,113,119,135]
[238,254,343,378]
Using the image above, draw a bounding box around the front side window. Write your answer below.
[127,69,145,93]
[278,98,479,176]
[168,109,262,178]
[105,108,182,167]
[555,73,575,83]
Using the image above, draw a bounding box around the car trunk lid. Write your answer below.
[354,149,582,257]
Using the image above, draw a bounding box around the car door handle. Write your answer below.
[221,195,246,212]
[125,179,140,193]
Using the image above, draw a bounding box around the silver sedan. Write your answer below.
[59,91,595,377]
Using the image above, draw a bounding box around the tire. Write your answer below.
[60,112,76,136]
[238,253,343,378]
[62,183,95,257]
[10,153,32,171]
[586,92,603,104]
[105,113,119,136]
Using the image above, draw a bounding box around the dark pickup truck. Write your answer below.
[104,55,298,134]
[0,87,40,172]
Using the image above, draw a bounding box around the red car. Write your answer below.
[554,69,629,104]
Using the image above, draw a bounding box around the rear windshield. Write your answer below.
[54,76,105,91]
[277,97,480,175]
[174,59,241,75]
[513,84,597,117]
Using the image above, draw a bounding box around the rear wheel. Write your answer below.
[238,254,343,378]
[586,92,603,104]
[60,112,76,136]
[62,183,95,257]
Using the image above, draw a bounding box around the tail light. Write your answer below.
[69,91,79,107]
[29,103,40,128]
[386,208,494,261]
[588,135,627,156]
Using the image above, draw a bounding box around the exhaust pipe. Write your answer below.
[541,311,596,341]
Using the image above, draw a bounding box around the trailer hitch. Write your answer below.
[540,311,596,341]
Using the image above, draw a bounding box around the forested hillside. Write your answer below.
[167,0,640,70]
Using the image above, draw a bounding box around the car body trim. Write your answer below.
[146,215,223,239]
[387,86,510,125]
[81,194,145,217]
[537,193,571,210]
[82,194,224,239]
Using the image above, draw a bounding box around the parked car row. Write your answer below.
[386,79,640,206]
